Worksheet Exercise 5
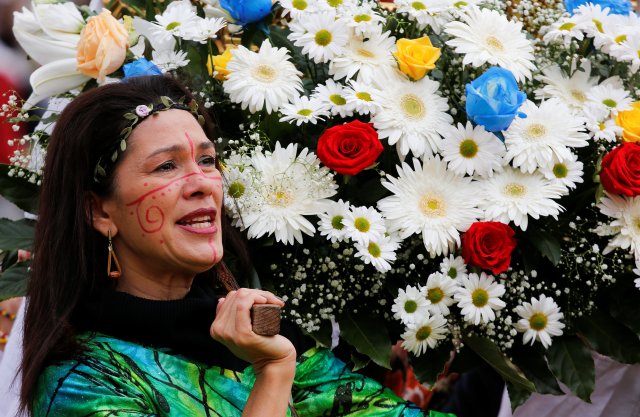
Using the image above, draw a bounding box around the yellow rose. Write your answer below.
[393,37,441,81]
[77,10,128,82]
[207,48,234,80]
[616,101,640,143]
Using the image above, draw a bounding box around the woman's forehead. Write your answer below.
[127,109,210,151]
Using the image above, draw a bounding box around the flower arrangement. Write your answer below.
[2,0,640,409]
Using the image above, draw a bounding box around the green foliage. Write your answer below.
[339,311,391,369]
[0,218,35,250]
[511,345,562,395]
[547,335,595,402]
[409,343,452,385]
[0,261,29,301]
[577,310,640,364]
[609,277,640,337]
[0,164,39,213]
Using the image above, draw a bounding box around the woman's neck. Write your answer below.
[115,267,194,300]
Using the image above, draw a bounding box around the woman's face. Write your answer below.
[98,109,223,278]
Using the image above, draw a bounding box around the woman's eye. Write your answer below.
[199,155,217,167]
[155,161,176,172]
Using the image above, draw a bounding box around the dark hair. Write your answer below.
[20,75,249,412]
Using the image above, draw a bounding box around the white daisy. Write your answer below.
[440,254,468,281]
[514,294,565,349]
[441,122,506,177]
[342,205,386,246]
[354,234,400,273]
[151,0,200,44]
[342,4,385,36]
[371,69,452,158]
[152,49,190,72]
[535,62,599,114]
[328,29,397,84]
[401,314,449,355]
[181,17,227,44]
[313,78,355,118]
[222,154,256,224]
[597,194,640,260]
[395,0,452,33]
[594,13,639,54]
[542,17,585,47]
[289,11,349,63]
[540,152,584,192]
[378,158,482,256]
[480,167,565,231]
[317,199,352,243]
[445,6,536,82]
[586,117,623,142]
[392,285,430,324]
[609,31,640,73]
[422,272,458,316]
[344,80,382,115]
[504,99,589,174]
[279,95,330,126]
[572,4,612,39]
[240,142,337,245]
[455,272,506,325]
[278,0,321,18]
[586,82,633,118]
[224,40,303,114]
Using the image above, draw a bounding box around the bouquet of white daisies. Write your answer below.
[2,0,640,409]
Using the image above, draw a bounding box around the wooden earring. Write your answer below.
[107,229,122,279]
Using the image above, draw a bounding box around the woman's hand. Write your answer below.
[210,288,296,374]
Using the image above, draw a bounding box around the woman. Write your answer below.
[20,75,445,416]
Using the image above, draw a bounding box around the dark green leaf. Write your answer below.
[120,139,127,152]
[507,382,533,413]
[0,164,39,212]
[350,349,371,372]
[0,218,35,250]
[340,311,391,369]
[123,112,137,120]
[527,229,561,265]
[609,277,640,336]
[305,320,333,349]
[409,343,452,385]
[547,335,594,402]
[0,261,29,301]
[511,345,562,395]
[463,335,535,393]
[577,310,640,364]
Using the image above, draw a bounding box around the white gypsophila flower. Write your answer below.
[224,40,303,114]
[328,29,397,84]
[313,78,355,118]
[480,167,565,231]
[423,272,458,316]
[342,205,386,246]
[586,82,633,119]
[392,285,430,324]
[239,142,337,245]
[540,152,584,192]
[542,17,585,47]
[317,199,352,243]
[279,95,331,126]
[609,31,640,73]
[514,294,565,348]
[152,49,190,71]
[354,234,400,273]
[504,99,589,174]
[342,4,385,36]
[597,194,640,260]
[534,61,599,114]
[401,314,449,355]
[371,69,452,158]
[181,17,227,43]
[288,11,349,63]
[151,0,200,44]
[440,254,468,281]
[378,157,482,256]
[344,80,382,115]
[441,122,506,177]
[395,0,452,33]
[455,272,506,325]
[445,6,536,82]
[278,0,321,18]
[586,116,623,142]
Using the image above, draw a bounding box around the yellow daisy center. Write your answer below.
[404,299,418,313]
[553,163,568,179]
[166,22,181,31]
[525,123,547,140]
[471,288,489,307]
[529,312,548,331]
[419,195,446,217]
[504,183,526,198]
[354,217,371,233]
[315,29,333,46]
[330,94,347,106]
[428,287,444,304]
[593,19,604,33]
[602,99,617,108]
[356,91,372,101]
[400,94,426,119]
[485,36,505,52]
[327,0,343,7]
[559,22,576,31]
[228,181,245,198]
[357,48,375,58]
[447,267,458,279]
[331,215,344,230]
[354,14,372,22]
[570,90,587,103]
[453,1,468,7]
[459,139,479,158]
[297,108,313,116]
[252,64,277,82]
[415,325,432,341]
[368,242,382,258]
[268,189,294,207]
[292,0,308,10]
[412,1,427,10]
[633,217,640,232]
[615,34,627,44]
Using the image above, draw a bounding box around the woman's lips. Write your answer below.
[176,208,218,234]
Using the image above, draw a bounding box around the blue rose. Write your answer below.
[219,0,272,26]
[122,58,163,81]
[465,67,527,133]
[564,0,631,15]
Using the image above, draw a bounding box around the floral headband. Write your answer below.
[94,96,205,183]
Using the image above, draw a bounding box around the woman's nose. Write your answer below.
[181,172,217,199]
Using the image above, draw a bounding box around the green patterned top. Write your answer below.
[34,333,454,417]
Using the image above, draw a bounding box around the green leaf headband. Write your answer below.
[94,96,205,183]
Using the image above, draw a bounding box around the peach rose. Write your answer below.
[616,101,640,143]
[393,37,441,81]
[77,10,128,82]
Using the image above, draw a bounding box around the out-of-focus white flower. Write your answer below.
[514,295,565,349]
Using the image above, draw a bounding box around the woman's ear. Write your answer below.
[87,192,118,237]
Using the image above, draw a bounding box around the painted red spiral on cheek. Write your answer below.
[134,205,165,233]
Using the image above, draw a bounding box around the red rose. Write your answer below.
[600,142,640,196]
[461,222,517,274]
[316,120,384,176]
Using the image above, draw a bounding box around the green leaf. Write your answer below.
[305,320,333,349]
[609,277,640,336]
[350,349,371,372]
[339,311,391,369]
[463,335,535,393]
[0,164,39,213]
[123,112,137,120]
[547,335,594,402]
[507,382,534,413]
[409,343,452,385]
[0,261,29,301]
[0,218,35,250]
[527,229,561,265]
[577,310,640,364]
[511,345,562,395]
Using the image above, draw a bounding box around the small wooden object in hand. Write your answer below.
[215,262,281,336]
